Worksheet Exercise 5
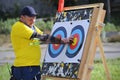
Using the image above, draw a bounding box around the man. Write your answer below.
[10,6,73,80]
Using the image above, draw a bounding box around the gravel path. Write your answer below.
[0,43,120,65]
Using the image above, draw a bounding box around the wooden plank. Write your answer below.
[83,9,111,80]
[77,7,100,80]
[85,32,98,80]
[97,36,111,80]
[81,8,101,80]
[63,3,104,11]
[79,5,105,80]
[97,10,106,35]
[86,9,111,80]
[85,9,106,80]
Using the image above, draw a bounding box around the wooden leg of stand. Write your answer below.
[86,38,98,80]
[82,33,98,80]
[97,37,111,80]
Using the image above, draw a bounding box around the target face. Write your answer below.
[48,27,67,58]
[66,25,85,58]
[45,20,89,63]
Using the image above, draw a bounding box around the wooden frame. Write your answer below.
[42,3,111,80]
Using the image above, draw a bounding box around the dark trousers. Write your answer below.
[11,66,41,80]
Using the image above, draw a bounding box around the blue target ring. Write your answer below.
[48,27,67,58]
[66,25,85,58]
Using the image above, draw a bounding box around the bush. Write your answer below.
[104,22,117,32]
[35,19,53,33]
[45,20,53,31]
[0,18,18,34]
[0,18,53,35]
[35,19,46,31]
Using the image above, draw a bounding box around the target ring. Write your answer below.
[48,27,67,58]
[66,25,85,58]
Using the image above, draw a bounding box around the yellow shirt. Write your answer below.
[11,21,43,66]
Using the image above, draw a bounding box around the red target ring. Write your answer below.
[48,27,67,58]
[52,34,61,50]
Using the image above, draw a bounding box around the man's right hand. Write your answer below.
[61,35,74,44]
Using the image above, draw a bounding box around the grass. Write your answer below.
[0,63,11,80]
[0,58,120,80]
[91,58,120,80]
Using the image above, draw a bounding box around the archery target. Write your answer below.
[48,27,67,58]
[44,20,90,63]
[66,25,84,58]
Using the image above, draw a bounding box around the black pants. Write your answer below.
[10,66,41,80]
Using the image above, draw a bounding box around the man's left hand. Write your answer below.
[61,35,74,44]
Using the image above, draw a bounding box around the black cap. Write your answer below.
[21,6,37,17]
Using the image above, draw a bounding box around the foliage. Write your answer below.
[0,17,120,35]
[0,18,18,34]
[45,20,53,31]
[0,18,53,35]
[35,19,53,33]
[104,23,117,32]
[110,15,120,31]
[35,19,46,31]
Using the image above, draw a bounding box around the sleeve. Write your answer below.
[12,22,34,39]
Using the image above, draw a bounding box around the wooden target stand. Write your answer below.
[42,3,111,80]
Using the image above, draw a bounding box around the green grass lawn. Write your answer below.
[0,58,120,80]
[91,58,120,80]
[0,63,11,80]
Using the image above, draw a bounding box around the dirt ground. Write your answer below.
[0,35,12,48]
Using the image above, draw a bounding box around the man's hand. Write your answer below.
[61,35,74,44]
[49,35,73,44]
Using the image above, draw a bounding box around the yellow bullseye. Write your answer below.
[55,44,59,46]
[72,37,77,46]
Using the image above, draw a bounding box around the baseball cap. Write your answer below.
[21,6,37,17]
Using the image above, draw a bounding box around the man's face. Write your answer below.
[21,15,36,27]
